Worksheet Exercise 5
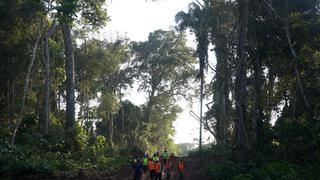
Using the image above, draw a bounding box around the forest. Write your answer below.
[0,0,319,179]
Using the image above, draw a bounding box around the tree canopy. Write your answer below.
[0,0,320,179]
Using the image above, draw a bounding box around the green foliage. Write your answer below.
[0,126,128,177]
[96,156,128,172]
[253,162,301,180]
[57,0,108,29]
[176,143,195,156]
[200,152,320,180]
[203,161,243,180]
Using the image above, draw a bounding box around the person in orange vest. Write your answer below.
[177,159,185,180]
[154,159,162,180]
[148,157,156,179]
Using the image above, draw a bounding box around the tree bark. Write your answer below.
[10,31,41,145]
[108,113,114,147]
[233,0,251,158]
[42,20,57,135]
[62,23,75,129]
[252,44,263,150]
[119,88,124,144]
[213,30,230,150]
[146,85,156,122]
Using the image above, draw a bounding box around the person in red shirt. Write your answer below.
[177,159,185,180]
[148,157,156,179]
[154,160,162,180]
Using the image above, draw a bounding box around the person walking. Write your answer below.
[154,159,162,180]
[162,149,169,167]
[132,158,143,180]
[143,153,149,175]
[164,158,173,180]
[177,159,185,180]
[148,157,155,180]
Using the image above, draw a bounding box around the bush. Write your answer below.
[0,127,129,177]
[96,156,128,172]
[253,161,300,179]
[202,160,243,180]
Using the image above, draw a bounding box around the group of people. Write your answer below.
[132,149,185,180]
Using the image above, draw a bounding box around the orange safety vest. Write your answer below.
[178,162,185,171]
[148,160,155,170]
[155,162,161,173]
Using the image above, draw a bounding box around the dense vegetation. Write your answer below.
[0,0,319,179]
[0,0,197,177]
[176,0,320,179]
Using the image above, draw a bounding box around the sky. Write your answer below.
[99,0,214,144]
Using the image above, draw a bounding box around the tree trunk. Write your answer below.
[146,86,156,122]
[42,20,57,135]
[252,47,263,150]
[199,73,204,152]
[213,31,230,150]
[10,31,41,145]
[62,23,75,129]
[43,35,50,135]
[119,88,124,144]
[233,0,251,159]
[108,113,114,147]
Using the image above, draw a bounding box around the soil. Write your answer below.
[5,156,210,180]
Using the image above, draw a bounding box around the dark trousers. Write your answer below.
[179,171,184,180]
[165,169,171,180]
[149,170,155,179]
[155,172,161,180]
[134,171,142,180]
[163,158,168,165]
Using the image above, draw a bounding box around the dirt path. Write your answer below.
[8,156,208,180]
[121,156,208,180]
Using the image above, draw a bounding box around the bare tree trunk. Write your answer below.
[79,95,84,127]
[252,49,262,150]
[62,23,75,129]
[233,0,251,158]
[146,86,156,122]
[42,21,57,135]
[108,113,114,147]
[199,73,204,152]
[10,31,41,145]
[119,88,124,144]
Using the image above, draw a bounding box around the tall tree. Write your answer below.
[133,30,196,122]
[233,0,251,158]
[57,0,108,129]
[133,30,196,150]
[42,19,58,135]
[61,22,76,129]
[176,1,236,149]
